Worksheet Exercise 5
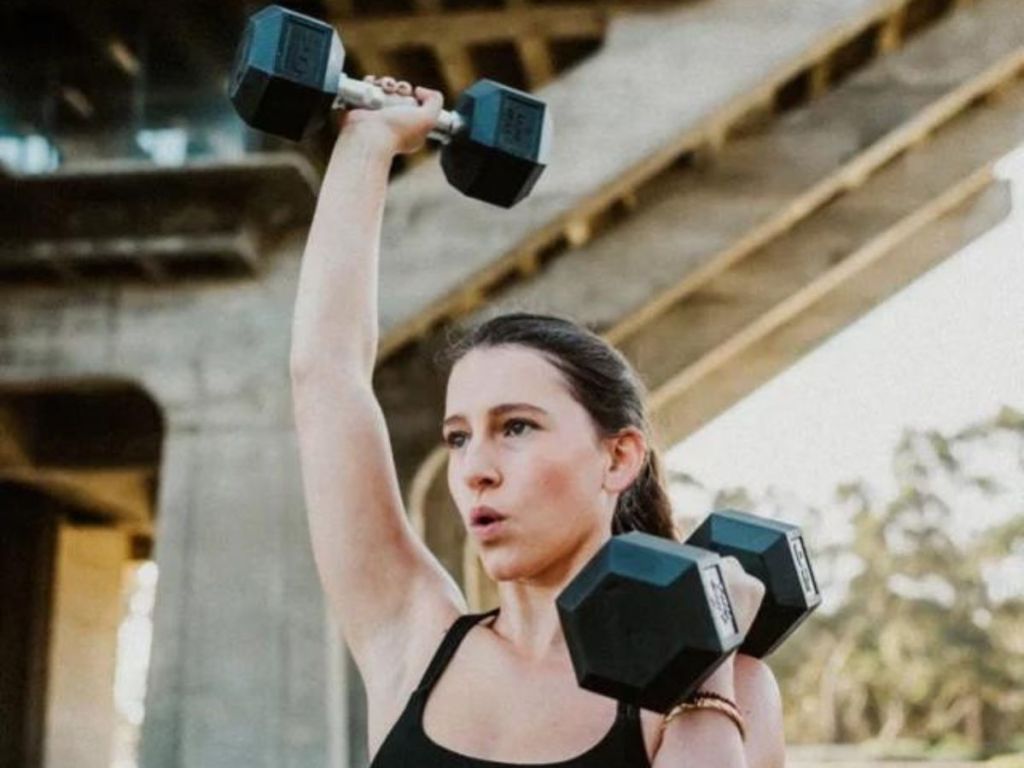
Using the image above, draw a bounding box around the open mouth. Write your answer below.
[473,513,502,526]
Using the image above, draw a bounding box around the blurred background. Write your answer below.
[0,0,1021,767]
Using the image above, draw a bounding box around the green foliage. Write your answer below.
[679,406,1024,757]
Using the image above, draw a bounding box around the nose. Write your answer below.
[461,437,501,493]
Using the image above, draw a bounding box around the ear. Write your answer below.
[602,427,648,494]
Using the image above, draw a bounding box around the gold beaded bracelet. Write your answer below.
[660,691,747,741]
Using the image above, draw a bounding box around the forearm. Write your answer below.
[663,652,787,768]
[289,128,396,382]
[682,658,746,766]
[655,656,748,768]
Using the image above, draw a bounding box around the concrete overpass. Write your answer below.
[0,0,1020,765]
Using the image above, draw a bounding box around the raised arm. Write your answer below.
[289,84,466,688]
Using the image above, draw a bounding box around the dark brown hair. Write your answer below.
[440,312,676,539]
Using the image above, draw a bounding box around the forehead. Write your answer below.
[445,345,571,413]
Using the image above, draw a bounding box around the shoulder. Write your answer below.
[734,654,786,768]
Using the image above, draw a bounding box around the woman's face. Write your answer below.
[443,345,617,584]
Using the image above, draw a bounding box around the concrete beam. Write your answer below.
[637,87,1024,443]
[473,0,1024,340]
[650,179,1011,445]
[0,406,32,466]
[339,3,618,51]
[1,154,317,283]
[389,0,1024,597]
[0,467,155,530]
[372,0,914,359]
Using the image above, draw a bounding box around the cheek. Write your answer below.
[528,446,601,505]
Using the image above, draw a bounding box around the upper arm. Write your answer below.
[652,656,785,768]
[292,373,467,683]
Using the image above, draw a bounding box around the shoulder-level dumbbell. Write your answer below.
[228,4,553,208]
[557,509,821,713]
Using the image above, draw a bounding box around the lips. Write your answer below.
[470,506,506,526]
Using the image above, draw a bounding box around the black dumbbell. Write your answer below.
[558,534,745,713]
[227,4,553,208]
[556,509,821,713]
[688,509,821,657]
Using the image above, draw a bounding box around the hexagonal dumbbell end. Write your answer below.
[441,79,553,209]
[556,532,745,713]
[687,509,821,657]
[228,4,345,141]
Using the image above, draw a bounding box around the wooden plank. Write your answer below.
[374,0,914,360]
[461,0,1024,345]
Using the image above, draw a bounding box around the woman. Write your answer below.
[289,76,785,768]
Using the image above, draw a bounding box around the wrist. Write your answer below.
[334,124,398,160]
[699,653,737,699]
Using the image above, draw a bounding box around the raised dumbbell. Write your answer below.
[227,4,553,208]
[556,509,821,713]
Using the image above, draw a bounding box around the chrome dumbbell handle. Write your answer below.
[333,75,466,144]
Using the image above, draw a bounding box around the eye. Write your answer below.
[443,430,467,449]
[504,418,535,437]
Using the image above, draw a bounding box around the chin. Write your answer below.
[477,551,526,583]
[478,544,561,584]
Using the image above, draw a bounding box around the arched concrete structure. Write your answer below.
[0,380,163,768]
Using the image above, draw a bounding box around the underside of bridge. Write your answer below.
[2,0,1021,765]
[4,0,1019,602]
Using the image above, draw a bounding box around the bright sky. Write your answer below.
[664,146,1024,604]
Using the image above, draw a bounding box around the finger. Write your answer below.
[363,74,376,82]
[416,87,445,110]
[380,76,397,91]
[395,81,413,97]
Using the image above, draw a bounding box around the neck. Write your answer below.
[489,528,610,663]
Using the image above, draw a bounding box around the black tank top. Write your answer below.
[368,609,651,768]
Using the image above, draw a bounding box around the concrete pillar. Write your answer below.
[140,426,329,768]
[43,524,125,768]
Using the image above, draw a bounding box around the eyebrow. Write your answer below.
[442,403,549,428]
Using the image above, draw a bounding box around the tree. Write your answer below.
[673,406,1024,757]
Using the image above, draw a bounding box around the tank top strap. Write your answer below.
[414,608,500,696]
[618,700,643,724]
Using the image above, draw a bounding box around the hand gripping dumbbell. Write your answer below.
[227,4,553,208]
[556,509,821,713]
